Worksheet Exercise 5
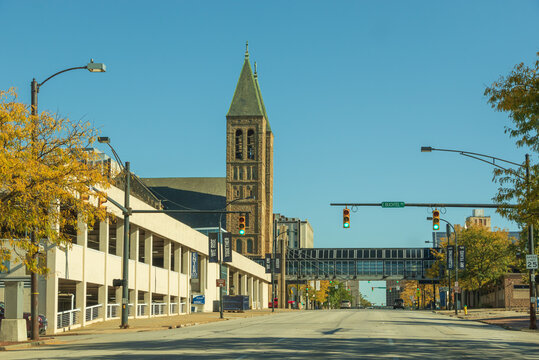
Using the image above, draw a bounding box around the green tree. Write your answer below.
[484,53,539,245]
[326,281,353,308]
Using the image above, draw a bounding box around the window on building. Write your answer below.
[235,129,243,159]
[236,239,243,253]
[247,239,253,253]
[239,167,243,180]
[247,129,255,160]
[233,167,238,180]
[252,166,257,180]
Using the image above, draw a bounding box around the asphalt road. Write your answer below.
[4,309,539,359]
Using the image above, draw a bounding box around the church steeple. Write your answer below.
[227,44,266,119]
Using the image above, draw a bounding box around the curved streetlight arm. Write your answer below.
[422,146,526,181]
[36,66,88,90]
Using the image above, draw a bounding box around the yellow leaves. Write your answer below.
[0,88,110,274]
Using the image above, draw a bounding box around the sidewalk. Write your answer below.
[55,308,291,336]
[435,308,538,332]
[0,308,292,350]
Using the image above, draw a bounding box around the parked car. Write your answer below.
[393,298,405,309]
[340,300,352,309]
[268,298,278,308]
[0,302,48,335]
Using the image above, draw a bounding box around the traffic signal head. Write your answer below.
[239,216,246,235]
[343,208,350,228]
[432,209,440,230]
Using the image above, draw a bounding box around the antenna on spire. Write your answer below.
[245,41,249,58]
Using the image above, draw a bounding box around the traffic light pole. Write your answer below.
[440,218,458,315]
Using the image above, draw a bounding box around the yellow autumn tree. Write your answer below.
[0,88,109,274]
[427,225,517,292]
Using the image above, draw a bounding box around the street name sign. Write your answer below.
[381,202,405,208]
[526,254,538,270]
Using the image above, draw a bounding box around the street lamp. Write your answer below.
[28,59,106,340]
[422,146,536,329]
[217,196,254,319]
[97,137,131,329]
[271,228,297,312]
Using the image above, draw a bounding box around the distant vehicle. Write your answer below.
[340,300,352,309]
[0,302,48,336]
[393,298,405,309]
[268,298,278,308]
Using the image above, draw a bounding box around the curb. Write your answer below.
[0,338,57,351]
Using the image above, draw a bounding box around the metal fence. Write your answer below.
[137,303,147,317]
[107,304,121,319]
[57,308,80,329]
[85,304,102,322]
[151,302,166,315]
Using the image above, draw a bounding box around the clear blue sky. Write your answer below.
[2,1,538,267]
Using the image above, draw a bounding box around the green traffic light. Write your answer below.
[433,224,439,230]
[343,223,350,228]
[239,229,245,235]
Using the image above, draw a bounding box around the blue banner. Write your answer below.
[191,252,199,279]
[193,295,205,305]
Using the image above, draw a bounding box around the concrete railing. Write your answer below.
[57,308,81,329]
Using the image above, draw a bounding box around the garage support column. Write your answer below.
[130,227,139,317]
[99,218,109,321]
[77,215,87,327]
[115,221,124,305]
[164,239,171,315]
[144,233,153,317]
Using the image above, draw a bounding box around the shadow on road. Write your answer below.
[25,335,539,359]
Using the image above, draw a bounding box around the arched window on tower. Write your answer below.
[247,239,253,254]
[236,239,243,253]
[235,129,243,159]
[247,129,255,160]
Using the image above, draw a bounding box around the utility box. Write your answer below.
[223,295,250,311]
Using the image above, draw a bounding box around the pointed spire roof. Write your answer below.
[227,44,271,132]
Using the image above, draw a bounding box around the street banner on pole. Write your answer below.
[191,252,199,279]
[209,233,218,263]
[447,246,454,270]
[458,245,466,270]
[265,254,272,273]
[316,280,320,291]
[275,255,281,274]
[223,232,232,262]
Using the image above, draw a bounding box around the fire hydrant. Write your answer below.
[464,305,468,315]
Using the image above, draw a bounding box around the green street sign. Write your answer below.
[381,202,405,208]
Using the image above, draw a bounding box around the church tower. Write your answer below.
[226,45,274,258]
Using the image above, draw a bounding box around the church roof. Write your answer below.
[227,46,271,132]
